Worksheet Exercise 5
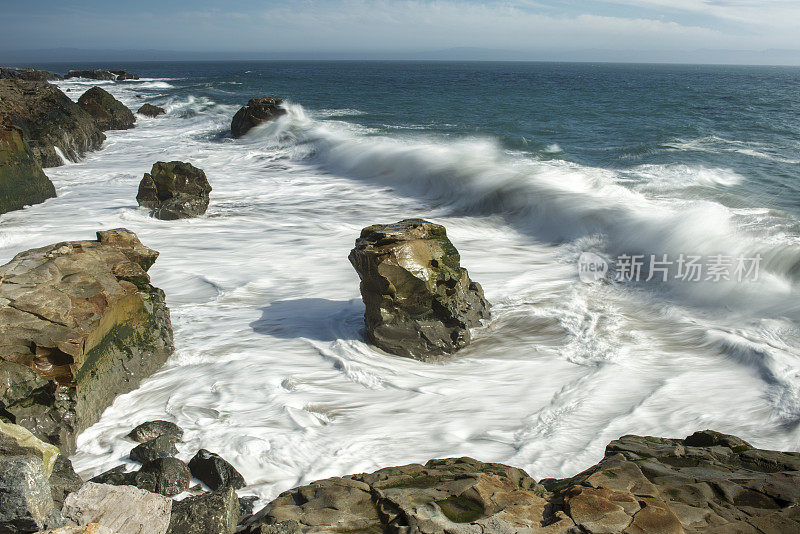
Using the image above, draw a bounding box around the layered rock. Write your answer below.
[0,79,105,168]
[240,430,800,533]
[136,161,212,220]
[0,67,62,82]
[137,104,165,118]
[0,229,174,453]
[0,124,56,215]
[348,219,490,360]
[230,97,285,138]
[77,87,135,131]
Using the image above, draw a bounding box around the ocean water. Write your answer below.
[2,61,799,503]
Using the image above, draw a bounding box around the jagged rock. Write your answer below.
[77,87,135,131]
[242,431,800,534]
[38,525,116,534]
[65,71,116,81]
[136,161,212,220]
[89,465,136,487]
[137,104,165,118]
[0,123,56,215]
[135,458,191,496]
[238,496,258,523]
[49,456,84,509]
[0,79,105,167]
[188,450,245,491]
[0,67,62,82]
[230,97,285,138]
[127,421,184,443]
[0,421,65,532]
[62,482,172,534]
[166,487,239,534]
[129,435,178,464]
[110,71,139,81]
[348,219,490,360]
[0,229,174,453]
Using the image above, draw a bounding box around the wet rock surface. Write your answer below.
[137,104,166,118]
[127,420,184,443]
[0,123,56,215]
[129,435,179,464]
[188,450,246,491]
[136,161,212,220]
[348,219,490,360]
[230,97,285,138]
[135,458,192,497]
[0,229,174,453]
[77,87,135,131]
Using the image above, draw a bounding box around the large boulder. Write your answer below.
[126,420,184,443]
[0,229,174,453]
[0,421,65,532]
[135,458,191,496]
[166,487,239,534]
[188,450,245,491]
[77,87,135,131]
[62,483,172,534]
[0,124,56,215]
[136,161,212,220]
[348,219,490,360]
[241,430,800,534]
[0,68,62,82]
[137,104,165,118]
[0,79,105,167]
[230,97,285,138]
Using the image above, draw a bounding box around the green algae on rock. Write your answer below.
[0,125,56,215]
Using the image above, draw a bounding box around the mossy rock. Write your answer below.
[0,127,56,215]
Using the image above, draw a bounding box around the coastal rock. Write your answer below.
[110,71,139,81]
[0,123,56,215]
[77,87,135,131]
[49,456,84,509]
[242,430,800,533]
[65,71,116,81]
[188,450,245,491]
[62,483,172,534]
[0,67,62,82]
[0,421,64,532]
[127,420,184,443]
[89,466,136,487]
[39,525,117,534]
[166,487,239,534]
[137,104,165,118]
[230,97,285,138]
[348,219,490,360]
[0,79,105,167]
[136,161,212,220]
[135,457,191,496]
[129,435,178,464]
[0,229,174,453]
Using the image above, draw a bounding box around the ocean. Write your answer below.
[1,61,799,503]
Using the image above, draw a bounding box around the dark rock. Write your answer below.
[110,70,140,81]
[50,456,84,509]
[0,123,56,215]
[238,496,258,523]
[127,420,184,443]
[242,431,800,534]
[66,70,116,81]
[0,229,174,453]
[167,486,239,534]
[230,97,285,138]
[0,79,105,167]
[89,465,137,486]
[0,67,62,81]
[188,449,245,491]
[138,103,166,117]
[129,435,179,464]
[348,219,490,360]
[136,457,191,496]
[77,86,135,131]
[136,161,212,220]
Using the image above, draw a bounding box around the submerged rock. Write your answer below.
[0,229,174,453]
[0,67,62,82]
[137,104,165,118]
[127,420,184,443]
[129,435,179,464]
[135,457,191,496]
[188,450,245,491]
[348,219,490,360]
[166,486,239,534]
[0,123,56,215]
[0,79,105,167]
[62,482,172,534]
[241,430,800,534]
[136,161,212,220]
[230,97,285,138]
[77,87,135,131]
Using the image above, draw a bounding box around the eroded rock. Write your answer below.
[137,104,165,118]
[136,161,212,220]
[62,483,172,534]
[230,97,285,138]
[0,124,56,215]
[77,87,135,131]
[348,219,490,360]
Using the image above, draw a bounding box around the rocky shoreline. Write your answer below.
[1,67,798,533]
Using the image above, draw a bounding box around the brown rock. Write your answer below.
[230,97,285,138]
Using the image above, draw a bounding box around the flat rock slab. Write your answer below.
[62,483,172,534]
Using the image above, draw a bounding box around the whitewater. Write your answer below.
[0,68,798,504]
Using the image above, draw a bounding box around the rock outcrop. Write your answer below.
[0,79,105,168]
[240,430,800,534]
[136,161,212,220]
[62,483,172,534]
[348,219,490,360]
[167,487,240,534]
[230,97,285,138]
[77,87,135,131]
[0,229,174,453]
[0,67,62,82]
[110,71,139,81]
[137,104,165,118]
[0,123,56,215]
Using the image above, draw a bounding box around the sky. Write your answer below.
[1,0,800,64]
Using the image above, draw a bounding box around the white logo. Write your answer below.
[578,252,608,283]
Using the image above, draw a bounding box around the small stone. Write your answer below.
[89,465,137,486]
[136,457,191,496]
[129,435,178,464]
[127,421,184,443]
[188,450,245,491]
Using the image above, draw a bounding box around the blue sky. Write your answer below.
[2,1,799,61]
